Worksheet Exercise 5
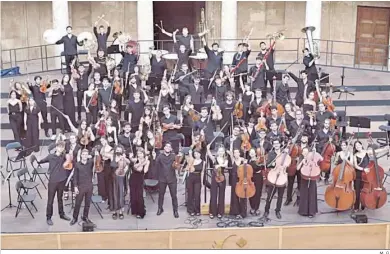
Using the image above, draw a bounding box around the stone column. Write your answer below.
[52,0,69,69]
[220,0,237,65]
[305,1,322,59]
[137,0,154,65]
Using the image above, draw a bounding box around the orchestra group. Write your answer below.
[7,17,388,227]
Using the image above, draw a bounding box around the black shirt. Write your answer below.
[161,114,180,141]
[93,26,111,51]
[127,100,145,128]
[155,152,176,183]
[176,34,194,49]
[98,86,112,110]
[76,72,89,91]
[51,88,64,110]
[232,50,251,73]
[73,159,94,188]
[28,84,46,103]
[258,48,275,70]
[204,46,223,74]
[121,53,138,74]
[40,153,68,183]
[150,56,166,77]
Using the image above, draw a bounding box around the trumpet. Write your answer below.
[266,29,286,40]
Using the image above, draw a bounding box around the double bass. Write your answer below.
[360,134,388,209]
[267,145,291,187]
[235,163,256,199]
[324,135,356,211]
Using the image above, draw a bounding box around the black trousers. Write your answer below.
[37,101,49,132]
[86,106,98,126]
[186,173,201,214]
[264,185,285,213]
[65,55,77,74]
[76,91,85,120]
[46,180,66,219]
[209,176,226,216]
[9,113,22,143]
[158,181,178,211]
[353,171,364,210]
[249,173,264,211]
[286,171,301,201]
[73,184,93,220]
[50,108,65,135]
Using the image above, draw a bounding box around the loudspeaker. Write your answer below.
[82,222,95,232]
[354,214,368,223]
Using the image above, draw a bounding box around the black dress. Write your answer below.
[63,83,76,131]
[8,102,22,143]
[25,105,41,152]
[186,161,203,214]
[181,106,194,147]
[129,160,146,218]
[85,93,98,125]
[242,92,252,122]
[354,154,369,210]
[109,157,126,212]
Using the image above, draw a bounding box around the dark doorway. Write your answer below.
[153,1,205,51]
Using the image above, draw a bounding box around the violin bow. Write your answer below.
[207,69,218,90]
[208,121,229,147]
[50,105,67,118]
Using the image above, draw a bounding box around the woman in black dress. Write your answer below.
[144,130,158,180]
[110,69,123,117]
[8,90,23,144]
[62,74,76,132]
[283,103,296,135]
[12,80,31,139]
[185,149,204,216]
[110,145,130,220]
[206,144,228,219]
[248,148,264,216]
[99,136,113,203]
[239,77,254,122]
[24,97,42,152]
[84,83,99,125]
[302,91,316,121]
[106,116,118,147]
[129,148,150,218]
[181,95,195,146]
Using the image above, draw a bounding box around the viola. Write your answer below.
[211,100,223,121]
[188,109,200,122]
[154,131,163,149]
[240,133,252,152]
[235,163,256,199]
[94,154,103,173]
[63,154,73,170]
[80,130,91,147]
[267,148,291,187]
[323,96,335,112]
[233,95,244,119]
[318,132,337,172]
[20,88,28,103]
[360,134,387,209]
[325,134,356,211]
[300,148,322,181]
[162,122,181,132]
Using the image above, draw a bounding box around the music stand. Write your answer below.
[349,116,371,139]
[1,171,17,211]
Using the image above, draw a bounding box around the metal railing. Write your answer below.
[1,37,390,75]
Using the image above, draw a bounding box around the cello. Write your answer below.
[267,144,291,187]
[236,163,256,199]
[324,135,356,211]
[318,131,337,172]
[360,134,388,209]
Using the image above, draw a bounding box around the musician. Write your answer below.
[93,18,111,55]
[288,70,318,107]
[266,121,284,144]
[249,89,267,118]
[74,65,90,122]
[91,49,108,78]
[285,133,309,206]
[156,142,179,218]
[315,119,333,185]
[126,90,147,132]
[352,141,389,212]
[120,44,139,76]
[249,57,268,97]
[201,37,223,80]
[239,75,254,121]
[287,109,312,139]
[258,40,275,95]
[98,78,113,112]
[275,74,292,106]
[193,107,216,146]
[266,106,281,129]
[8,90,23,144]
[109,146,130,220]
[334,139,353,166]
[70,149,94,226]
[185,149,204,216]
[297,147,322,218]
[63,116,96,149]
[232,42,251,92]
[105,116,118,147]
[223,126,242,151]
[63,134,81,201]
[109,70,124,117]
[188,75,205,105]
[49,79,65,136]
[219,92,235,136]
[156,81,175,113]
[303,48,319,82]
[24,97,42,153]
[93,72,102,88]
[315,102,337,130]
[84,84,99,125]
[28,76,50,137]
[248,148,265,215]
[228,147,247,219]
[262,138,286,219]
[252,128,272,150]
[206,144,228,219]
[161,105,182,153]
[98,136,114,203]
[129,148,150,219]
[127,75,143,102]
[212,75,227,105]
[172,30,192,68]
[62,75,76,133]
[55,26,82,74]
[148,49,167,94]
[175,64,192,104]
[284,103,296,130]
[38,141,71,225]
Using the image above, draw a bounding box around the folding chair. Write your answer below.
[15,180,38,218]
[16,168,42,199]
[5,142,25,175]
[29,154,49,189]
[91,195,104,219]
[144,179,159,203]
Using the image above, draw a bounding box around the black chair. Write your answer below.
[15,180,38,218]
[5,142,25,175]
[29,154,49,189]
[144,179,159,203]
[16,168,42,199]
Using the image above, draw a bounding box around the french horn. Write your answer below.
[43,29,62,44]
[77,32,96,51]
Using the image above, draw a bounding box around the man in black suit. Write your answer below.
[188,75,205,105]
[56,26,82,74]
[93,18,111,55]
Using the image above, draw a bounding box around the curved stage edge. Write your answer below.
[2,223,390,249]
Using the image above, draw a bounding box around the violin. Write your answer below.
[80,130,91,147]
[318,131,337,172]
[256,147,266,167]
[97,119,107,137]
[63,154,73,170]
[215,166,225,183]
[188,109,200,122]
[113,79,122,95]
[360,133,387,209]
[323,96,335,112]
[39,79,50,93]
[235,163,256,199]
[265,77,284,117]
[255,110,267,131]
[300,145,322,181]
[172,154,184,170]
[267,146,291,187]
[162,122,182,132]
[211,99,223,121]
[90,90,98,106]
[233,94,244,119]
[324,134,356,211]
[153,110,163,149]
[240,133,252,152]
